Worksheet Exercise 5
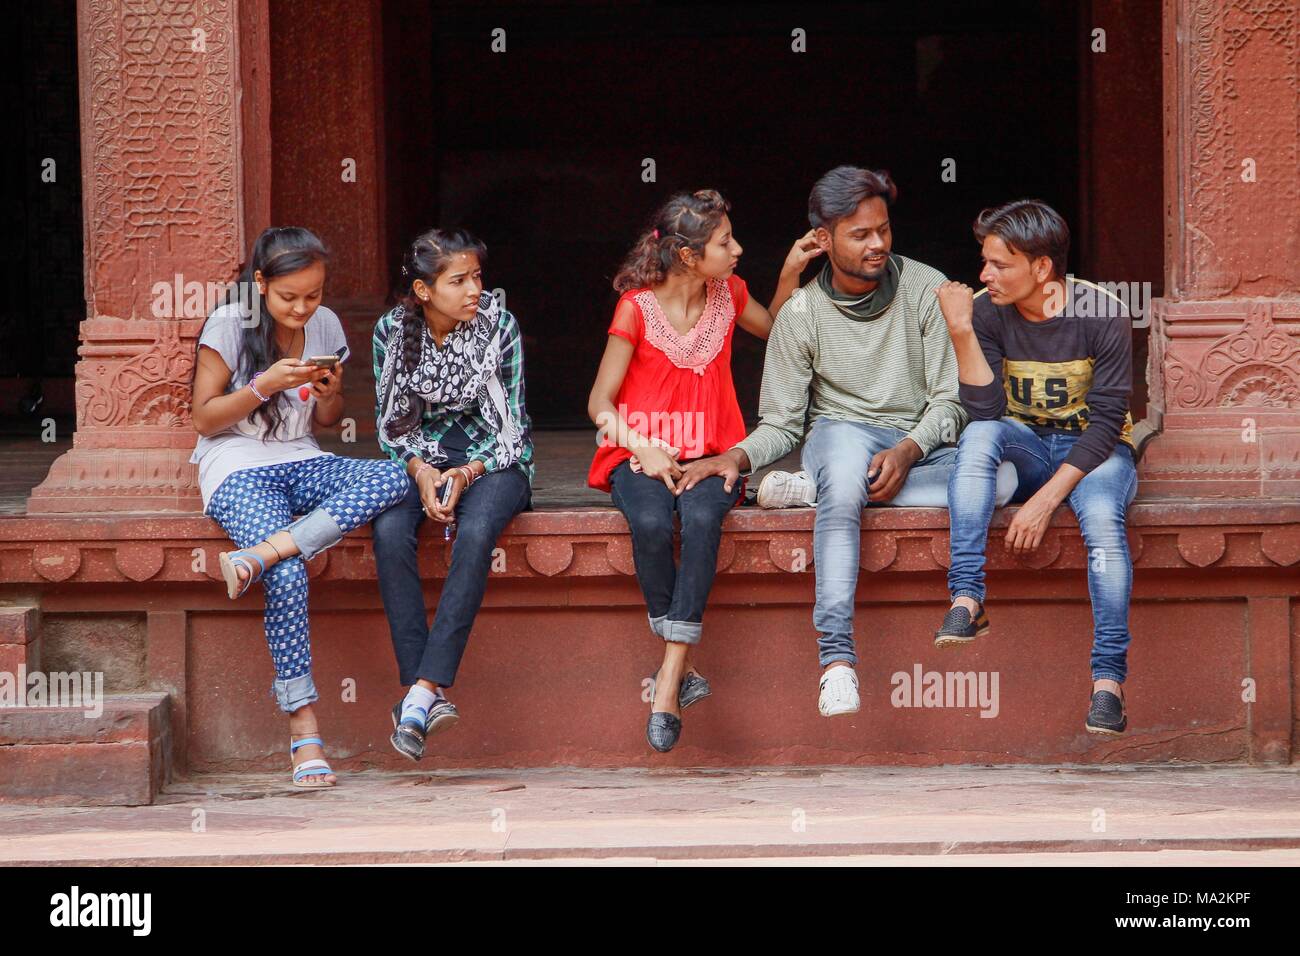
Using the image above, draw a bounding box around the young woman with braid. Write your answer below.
[371,228,534,761]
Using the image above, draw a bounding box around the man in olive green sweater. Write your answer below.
[679,166,1015,718]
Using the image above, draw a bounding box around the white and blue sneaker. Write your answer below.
[818,666,860,717]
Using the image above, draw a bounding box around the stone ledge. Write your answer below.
[0,694,172,806]
[0,501,1296,583]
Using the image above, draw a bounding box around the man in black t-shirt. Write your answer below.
[933,199,1138,735]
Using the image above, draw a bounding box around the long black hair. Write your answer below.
[394,227,488,380]
[192,226,329,437]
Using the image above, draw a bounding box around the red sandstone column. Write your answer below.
[1141,0,1300,497]
[28,0,264,513]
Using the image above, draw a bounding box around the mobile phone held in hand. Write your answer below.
[308,345,350,368]
[440,475,456,541]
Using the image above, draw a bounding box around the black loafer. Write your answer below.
[1085,690,1128,735]
[934,602,990,647]
[647,670,712,709]
[679,672,711,709]
[646,712,682,752]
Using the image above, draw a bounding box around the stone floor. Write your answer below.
[2,765,1297,866]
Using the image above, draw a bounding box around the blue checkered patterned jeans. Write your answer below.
[207,454,409,712]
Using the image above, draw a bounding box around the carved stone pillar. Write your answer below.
[29,0,258,513]
[1139,0,1300,498]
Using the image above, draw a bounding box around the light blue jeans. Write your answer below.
[946,417,1138,683]
[801,418,1016,668]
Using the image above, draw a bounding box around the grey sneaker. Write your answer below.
[757,470,817,509]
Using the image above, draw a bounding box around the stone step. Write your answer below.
[0,692,172,806]
[0,605,40,674]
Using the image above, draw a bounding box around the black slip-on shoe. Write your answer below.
[648,670,713,709]
[646,711,682,752]
[934,603,990,647]
[1086,690,1128,735]
[679,672,711,709]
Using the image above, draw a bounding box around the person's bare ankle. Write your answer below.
[952,596,980,613]
[1093,678,1123,698]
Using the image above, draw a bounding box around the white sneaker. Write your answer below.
[757,470,817,509]
[818,666,860,717]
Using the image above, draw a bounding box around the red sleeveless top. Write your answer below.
[588,274,749,493]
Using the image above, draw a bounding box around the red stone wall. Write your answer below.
[269,0,387,305]
[3,506,1297,769]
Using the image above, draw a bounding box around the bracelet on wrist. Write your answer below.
[248,375,270,403]
[414,461,433,483]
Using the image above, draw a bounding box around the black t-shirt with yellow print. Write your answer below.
[958,278,1134,475]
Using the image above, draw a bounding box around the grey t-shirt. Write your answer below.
[190,303,348,510]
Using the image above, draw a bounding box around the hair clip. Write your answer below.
[652,229,660,240]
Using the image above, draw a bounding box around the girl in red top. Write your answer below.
[588,188,817,752]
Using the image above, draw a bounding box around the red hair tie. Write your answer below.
[652,229,660,239]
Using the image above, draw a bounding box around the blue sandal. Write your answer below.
[219,549,266,599]
[290,735,336,788]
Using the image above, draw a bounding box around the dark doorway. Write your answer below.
[0,0,83,432]
[384,0,1085,426]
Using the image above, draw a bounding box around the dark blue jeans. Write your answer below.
[372,466,531,688]
[946,418,1138,682]
[608,460,740,645]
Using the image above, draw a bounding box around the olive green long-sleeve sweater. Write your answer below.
[735,254,968,470]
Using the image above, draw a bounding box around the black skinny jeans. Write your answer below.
[372,467,531,688]
[608,460,740,645]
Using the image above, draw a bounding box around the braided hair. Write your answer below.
[612,189,730,293]
[395,228,488,379]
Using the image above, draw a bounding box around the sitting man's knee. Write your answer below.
[958,419,1006,448]
[815,466,869,510]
